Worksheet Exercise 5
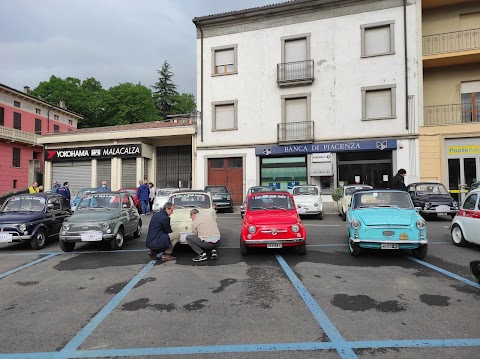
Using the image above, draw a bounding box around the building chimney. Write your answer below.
[24,86,30,94]
[59,99,65,108]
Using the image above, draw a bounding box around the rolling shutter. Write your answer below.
[364,26,391,55]
[96,159,112,187]
[122,158,137,188]
[285,97,307,123]
[52,161,91,194]
[285,38,307,62]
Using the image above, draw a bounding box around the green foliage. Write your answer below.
[332,187,343,202]
[172,93,196,114]
[152,61,179,120]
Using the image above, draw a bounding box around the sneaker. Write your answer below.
[192,253,207,262]
[161,254,176,261]
[210,249,217,260]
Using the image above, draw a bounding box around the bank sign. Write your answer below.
[45,144,142,162]
[256,139,397,156]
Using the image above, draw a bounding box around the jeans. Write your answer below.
[186,234,220,255]
[141,200,149,214]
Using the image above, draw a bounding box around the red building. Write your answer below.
[0,84,83,195]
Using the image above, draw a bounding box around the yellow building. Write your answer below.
[420,0,480,201]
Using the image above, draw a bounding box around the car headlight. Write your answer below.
[453,201,458,208]
[18,224,27,232]
[314,203,319,207]
[63,223,70,231]
[291,224,300,233]
[101,222,110,230]
[416,220,426,230]
[351,220,361,229]
[248,225,256,234]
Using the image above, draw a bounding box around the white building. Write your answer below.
[193,0,422,203]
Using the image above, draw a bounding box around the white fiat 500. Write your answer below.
[337,185,373,221]
[451,188,480,247]
[292,185,323,219]
[152,188,179,212]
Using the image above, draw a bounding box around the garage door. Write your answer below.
[96,159,112,188]
[52,161,92,195]
[122,159,137,188]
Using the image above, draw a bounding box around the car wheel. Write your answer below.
[228,207,234,213]
[318,212,323,220]
[30,229,47,250]
[240,238,249,256]
[342,211,346,221]
[296,243,306,255]
[411,244,428,259]
[451,224,468,247]
[134,221,142,238]
[348,239,361,256]
[60,241,75,252]
[111,229,124,250]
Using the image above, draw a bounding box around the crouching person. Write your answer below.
[186,209,221,262]
[145,202,180,261]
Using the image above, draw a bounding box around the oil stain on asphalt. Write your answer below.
[419,294,450,306]
[331,294,406,312]
[121,298,208,312]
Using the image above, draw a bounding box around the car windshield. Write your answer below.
[2,197,46,212]
[415,184,448,195]
[170,193,211,209]
[248,194,294,211]
[248,186,272,195]
[345,186,373,196]
[353,191,413,209]
[120,190,136,196]
[157,189,177,197]
[77,194,120,209]
[205,186,228,194]
[293,187,318,195]
[76,189,95,198]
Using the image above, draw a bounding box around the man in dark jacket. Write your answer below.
[137,180,150,215]
[390,169,407,191]
[145,202,180,261]
[57,182,71,204]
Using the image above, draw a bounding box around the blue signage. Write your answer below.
[269,182,281,189]
[287,181,300,190]
[256,139,397,156]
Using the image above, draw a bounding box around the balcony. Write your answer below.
[423,28,480,68]
[424,103,480,126]
[277,60,314,87]
[0,126,38,145]
[277,121,314,143]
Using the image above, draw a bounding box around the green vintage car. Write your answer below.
[59,192,142,251]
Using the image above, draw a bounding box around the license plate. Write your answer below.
[399,233,409,240]
[267,243,282,248]
[437,213,447,216]
[80,231,103,241]
[436,205,450,213]
[381,243,399,249]
[0,233,13,243]
[213,196,221,200]
[297,208,307,214]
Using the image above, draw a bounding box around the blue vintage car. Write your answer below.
[347,189,428,259]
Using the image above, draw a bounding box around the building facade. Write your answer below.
[193,0,422,204]
[420,0,480,201]
[0,84,81,194]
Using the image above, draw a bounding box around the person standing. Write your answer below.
[52,180,61,193]
[137,180,150,215]
[390,169,407,191]
[97,181,111,192]
[148,182,156,213]
[58,182,71,204]
[38,185,44,192]
[28,182,39,193]
[145,202,180,261]
[186,209,221,262]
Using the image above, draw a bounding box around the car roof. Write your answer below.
[344,184,372,188]
[9,192,63,199]
[172,190,208,194]
[292,184,318,187]
[467,188,480,194]
[248,190,291,197]
[409,182,445,186]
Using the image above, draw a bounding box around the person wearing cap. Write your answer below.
[52,180,61,193]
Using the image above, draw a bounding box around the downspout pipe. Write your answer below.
[404,0,409,131]
[194,21,204,143]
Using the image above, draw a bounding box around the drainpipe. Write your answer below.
[199,24,204,142]
[404,0,409,131]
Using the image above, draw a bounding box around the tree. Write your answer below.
[152,61,178,120]
[172,93,196,114]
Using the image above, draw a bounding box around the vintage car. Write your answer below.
[292,185,323,219]
[451,188,480,247]
[241,191,306,255]
[337,185,373,221]
[240,186,273,218]
[168,190,217,244]
[205,185,234,212]
[347,189,428,259]
[71,187,97,212]
[0,193,72,249]
[118,188,142,213]
[59,192,142,251]
[152,188,179,212]
[469,181,480,192]
[406,182,458,219]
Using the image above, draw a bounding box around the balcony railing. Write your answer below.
[277,121,314,143]
[424,102,480,126]
[423,28,480,55]
[277,60,314,86]
[0,126,38,145]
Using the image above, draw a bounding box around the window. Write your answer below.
[68,119,73,125]
[460,81,480,122]
[0,106,4,126]
[281,34,310,63]
[35,108,41,114]
[283,95,310,123]
[13,179,17,189]
[12,148,20,167]
[212,45,237,75]
[212,101,237,131]
[463,193,478,210]
[54,124,60,133]
[14,101,20,108]
[54,114,59,120]
[361,21,395,57]
[361,85,396,120]
[33,152,39,160]
[35,118,42,134]
[13,112,21,129]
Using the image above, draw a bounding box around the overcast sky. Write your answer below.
[0,0,280,97]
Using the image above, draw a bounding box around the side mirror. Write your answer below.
[414,207,421,212]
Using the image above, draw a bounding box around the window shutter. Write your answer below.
[364,26,390,55]
[285,98,307,123]
[285,38,307,63]
[215,104,235,129]
[366,89,392,118]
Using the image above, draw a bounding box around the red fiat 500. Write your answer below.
[240,191,306,255]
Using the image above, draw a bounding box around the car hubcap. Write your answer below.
[37,233,45,246]
[137,224,141,235]
[116,233,124,246]
[452,228,461,243]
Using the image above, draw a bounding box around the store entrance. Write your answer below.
[337,151,392,189]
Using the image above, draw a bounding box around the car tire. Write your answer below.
[228,207,234,213]
[134,221,142,238]
[318,212,323,220]
[296,243,306,255]
[348,239,361,256]
[30,229,47,250]
[342,212,346,221]
[60,241,75,252]
[240,238,249,256]
[411,244,428,259]
[111,228,124,250]
[451,224,468,247]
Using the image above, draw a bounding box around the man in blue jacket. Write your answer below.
[146,202,180,261]
[137,179,150,215]
[57,182,71,206]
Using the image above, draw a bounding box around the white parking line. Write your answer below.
[303,224,342,227]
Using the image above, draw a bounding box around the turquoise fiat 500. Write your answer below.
[347,189,428,259]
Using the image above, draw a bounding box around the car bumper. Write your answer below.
[0,234,33,243]
[59,233,116,242]
[243,238,305,247]
[214,202,233,209]
[350,238,428,248]
[421,209,457,215]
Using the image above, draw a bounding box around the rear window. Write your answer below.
[345,186,372,196]
[205,186,228,194]
[170,193,211,209]
[78,194,121,209]
[248,194,294,210]
[293,187,318,196]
